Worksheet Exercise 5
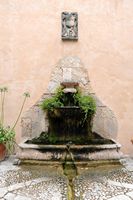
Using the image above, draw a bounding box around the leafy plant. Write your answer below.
[41,87,96,122]
[0,87,30,153]
[74,91,96,121]
[41,87,64,111]
[0,126,15,152]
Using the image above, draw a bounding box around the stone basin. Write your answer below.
[17,138,123,164]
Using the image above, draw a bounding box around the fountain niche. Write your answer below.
[17,57,123,163]
[40,81,96,145]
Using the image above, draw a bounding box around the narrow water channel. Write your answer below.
[62,143,78,200]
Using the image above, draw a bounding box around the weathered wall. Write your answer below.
[0,0,133,155]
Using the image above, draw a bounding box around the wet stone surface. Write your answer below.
[0,157,133,200]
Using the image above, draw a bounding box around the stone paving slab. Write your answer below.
[0,157,133,200]
[108,195,131,200]
[126,191,133,199]
[120,157,133,172]
[108,180,133,189]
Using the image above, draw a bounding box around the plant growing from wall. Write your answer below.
[0,87,30,156]
[41,87,96,122]
[73,90,96,121]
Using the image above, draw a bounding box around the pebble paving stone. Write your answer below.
[0,157,68,200]
[74,160,133,200]
[0,157,133,200]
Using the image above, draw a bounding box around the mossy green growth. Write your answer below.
[40,87,96,121]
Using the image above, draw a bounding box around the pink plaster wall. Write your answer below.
[0,0,133,155]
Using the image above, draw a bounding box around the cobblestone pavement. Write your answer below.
[0,157,133,200]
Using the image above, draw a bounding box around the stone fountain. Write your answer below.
[17,56,123,164]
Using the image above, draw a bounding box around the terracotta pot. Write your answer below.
[0,143,6,161]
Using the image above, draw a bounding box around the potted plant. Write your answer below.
[0,87,30,161]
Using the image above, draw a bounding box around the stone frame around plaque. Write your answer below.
[61,12,78,40]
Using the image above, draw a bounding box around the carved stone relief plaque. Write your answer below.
[62,12,78,40]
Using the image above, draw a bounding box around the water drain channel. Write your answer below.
[62,143,78,200]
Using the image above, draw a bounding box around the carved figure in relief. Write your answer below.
[62,12,78,40]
